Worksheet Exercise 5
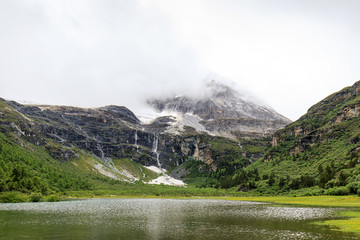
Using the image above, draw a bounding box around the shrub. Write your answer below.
[325,186,350,195]
[346,182,360,194]
[0,192,26,203]
[46,194,61,202]
[29,192,42,202]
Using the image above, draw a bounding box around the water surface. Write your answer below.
[0,198,358,240]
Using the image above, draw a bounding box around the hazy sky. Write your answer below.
[1,0,360,121]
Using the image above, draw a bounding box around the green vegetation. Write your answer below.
[216,82,360,196]
[112,158,158,182]
[219,195,360,207]
[0,132,93,195]
[179,135,269,188]
[0,129,250,202]
[215,195,360,234]
[0,192,27,203]
[318,211,360,233]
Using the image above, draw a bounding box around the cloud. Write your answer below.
[1,0,360,121]
[145,0,360,120]
[0,0,203,111]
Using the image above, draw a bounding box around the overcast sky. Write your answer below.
[1,0,360,121]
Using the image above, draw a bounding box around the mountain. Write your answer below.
[147,80,291,139]
[0,95,270,192]
[231,80,360,195]
[0,77,296,195]
[2,79,360,197]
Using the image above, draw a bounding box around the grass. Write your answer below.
[214,195,360,234]
[216,195,360,207]
[317,211,360,233]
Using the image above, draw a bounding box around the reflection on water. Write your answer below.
[0,199,358,240]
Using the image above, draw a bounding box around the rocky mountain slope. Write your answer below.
[0,95,269,189]
[231,80,360,195]
[0,78,294,193]
[147,80,291,139]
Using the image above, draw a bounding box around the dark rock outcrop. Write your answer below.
[1,100,253,172]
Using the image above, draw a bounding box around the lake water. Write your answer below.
[0,198,358,240]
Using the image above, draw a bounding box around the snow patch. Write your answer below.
[136,108,178,124]
[148,175,185,186]
[145,165,185,186]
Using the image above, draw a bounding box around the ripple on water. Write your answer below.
[0,199,355,240]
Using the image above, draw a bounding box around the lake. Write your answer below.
[0,198,358,240]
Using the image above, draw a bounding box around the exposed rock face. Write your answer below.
[147,80,291,139]
[1,99,250,175]
[0,80,284,182]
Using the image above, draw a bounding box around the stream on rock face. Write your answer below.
[0,198,359,240]
[135,130,139,153]
[152,133,162,171]
[149,134,185,186]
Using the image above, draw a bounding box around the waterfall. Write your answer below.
[135,130,139,153]
[238,143,243,149]
[147,133,185,186]
[97,144,116,169]
[97,144,105,160]
[152,133,162,170]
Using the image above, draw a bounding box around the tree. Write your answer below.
[336,171,347,186]
[279,176,286,188]
[290,178,300,190]
[11,164,25,182]
[267,172,276,186]
[300,174,314,187]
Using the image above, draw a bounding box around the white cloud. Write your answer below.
[1,0,360,120]
[144,0,360,120]
[0,0,203,110]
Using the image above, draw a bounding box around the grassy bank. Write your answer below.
[216,195,360,207]
[216,195,360,234]
[317,211,360,233]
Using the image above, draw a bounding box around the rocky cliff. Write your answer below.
[0,98,262,185]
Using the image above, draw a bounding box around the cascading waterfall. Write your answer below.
[97,144,105,161]
[237,142,253,163]
[134,130,139,153]
[97,144,115,168]
[152,133,162,170]
[147,133,185,186]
